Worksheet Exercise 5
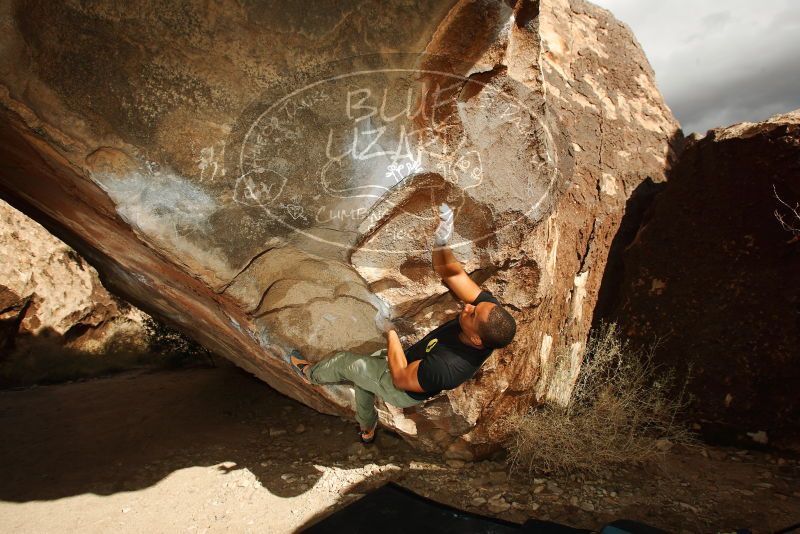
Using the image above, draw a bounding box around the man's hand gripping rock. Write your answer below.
[434,203,454,247]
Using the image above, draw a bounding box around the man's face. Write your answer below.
[459,301,495,344]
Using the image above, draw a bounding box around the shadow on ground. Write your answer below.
[0,360,409,503]
[2,359,798,533]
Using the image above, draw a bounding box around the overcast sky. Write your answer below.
[591,0,800,134]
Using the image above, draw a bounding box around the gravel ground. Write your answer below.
[0,361,797,533]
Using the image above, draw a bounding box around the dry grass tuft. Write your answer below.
[500,322,692,477]
[773,185,800,244]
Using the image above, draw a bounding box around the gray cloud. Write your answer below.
[700,11,731,30]
[591,0,800,134]
[669,52,800,134]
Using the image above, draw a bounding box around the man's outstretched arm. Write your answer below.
[432,203,481,304]
[385,329,424,392]
[432,245,481,304]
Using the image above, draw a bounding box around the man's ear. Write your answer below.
[470,333,483,347]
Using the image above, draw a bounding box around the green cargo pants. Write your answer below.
[306,348,425,431]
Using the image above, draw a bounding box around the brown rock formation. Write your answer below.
[607,111,800,447]
[0,198,148,380]
[0,0,678,457]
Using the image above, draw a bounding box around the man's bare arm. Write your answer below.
[386,330,424,392]
[432,245,481,304]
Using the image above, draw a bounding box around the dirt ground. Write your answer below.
[0,361,798,533]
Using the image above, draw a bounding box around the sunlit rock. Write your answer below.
[0,0,679,456]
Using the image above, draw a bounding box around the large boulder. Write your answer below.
[0,0,678,457]
[607,111,800,448]
[0,198,149,383]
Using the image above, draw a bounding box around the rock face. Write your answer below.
[0,0,678,457]
[0,198,148,381]
[606,111,800,447]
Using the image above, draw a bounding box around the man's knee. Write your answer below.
[348,359,369,375]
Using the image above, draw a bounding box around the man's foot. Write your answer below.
[288,350,312,384]
[359,421,378,444]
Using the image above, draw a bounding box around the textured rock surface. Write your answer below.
[0,198,148,375]
[0,0,678,456]
[607,111,800,447]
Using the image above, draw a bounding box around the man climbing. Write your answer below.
[289,204,517,443]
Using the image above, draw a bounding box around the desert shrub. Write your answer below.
[142,316,215,368]
[0,317,214,388]
[500,322,692,476]
[773,185,800,244]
